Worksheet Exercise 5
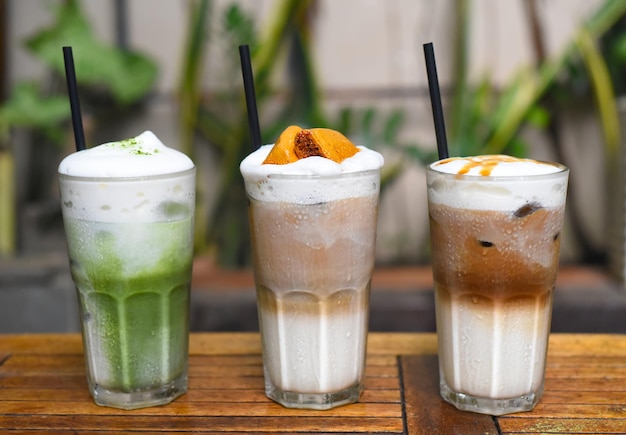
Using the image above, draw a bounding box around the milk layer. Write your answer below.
[258,287,369,393]
[436,286,552,399]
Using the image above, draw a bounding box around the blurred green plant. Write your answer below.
[179,0,407,267]
[426,0,626,161]
[0,0,157,257]
[399,0,626,262]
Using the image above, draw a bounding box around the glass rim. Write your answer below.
[57,166,196,183]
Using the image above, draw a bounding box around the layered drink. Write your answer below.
[426,155,568,415]
[240,126,384,409]
[58,131,195,409]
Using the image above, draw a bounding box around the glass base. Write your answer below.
[90,373,187,410]
[440,380,541,416]
[266,382,363,410]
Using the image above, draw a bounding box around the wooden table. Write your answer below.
[0,333,624,434]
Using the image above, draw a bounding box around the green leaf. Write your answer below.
[0,83,68,144]
[0,82,68,128]
[403,145,439,164]
[223,4,256,48]
[576,26,621,159]
[503,136,528,158]
[525,105,551,129]
[25,0,157,105]
[382,110,404,144]
[610,32,626,62]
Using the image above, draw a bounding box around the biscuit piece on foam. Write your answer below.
[294,128,359,163]
[262,125,302,165]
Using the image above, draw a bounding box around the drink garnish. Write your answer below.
[262,125,301,164]
[262,126,359,165]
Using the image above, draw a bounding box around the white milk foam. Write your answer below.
[58,131,195,223]
[427,155,568,211]
[240,144,384,203]
[58,131,194,177]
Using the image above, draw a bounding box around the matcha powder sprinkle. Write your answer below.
[116,137,156,156]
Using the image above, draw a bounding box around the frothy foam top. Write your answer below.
[58,131,194,178]
[240,144,384,203]
[427,155,568,211]
[58,131,195,223]
[432,155,562,177]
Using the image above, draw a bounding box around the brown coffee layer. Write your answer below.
[429,203,564,300]
[249,196,377,297]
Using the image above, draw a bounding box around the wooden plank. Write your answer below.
[498,417,626,434]
[0,400,403,418]
[544,377,626,392]
[547,356,626,366]
[367,333,438,356]
[0,415,405,433]
[365,355,399,366]
[0,373,400,391]
[13,353,626,377]
[0,356,398,379]
[0,331,426,357]
[0,433,398,435]
[0,353,396,369]
[0,374,88,389]
[540,390,626,405]
[501,403,626,419]
[0,334,83,354]
[1,333,620,359]
[0,333,261,355]
[547,334,626,357]
[0,433,399,435]
[545,366,626,379]
[400,355,498,435]
[192,333,435,356]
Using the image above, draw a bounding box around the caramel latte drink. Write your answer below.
[240,127,383,409]
[426,155,568,415]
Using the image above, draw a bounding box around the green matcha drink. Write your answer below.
[58,131,195,410]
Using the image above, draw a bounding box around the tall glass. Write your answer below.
[243,169,380,410]
[58,167,195,410]
[426,158,568,415]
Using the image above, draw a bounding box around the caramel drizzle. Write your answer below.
[436,155,552,176]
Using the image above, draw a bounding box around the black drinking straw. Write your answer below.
[423,42,449,160]
[62,46,86,152]
[239,45,262,151]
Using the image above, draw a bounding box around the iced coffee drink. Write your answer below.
[426,155,568,415]
[240,126,384,409]
[58,131,195,409]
